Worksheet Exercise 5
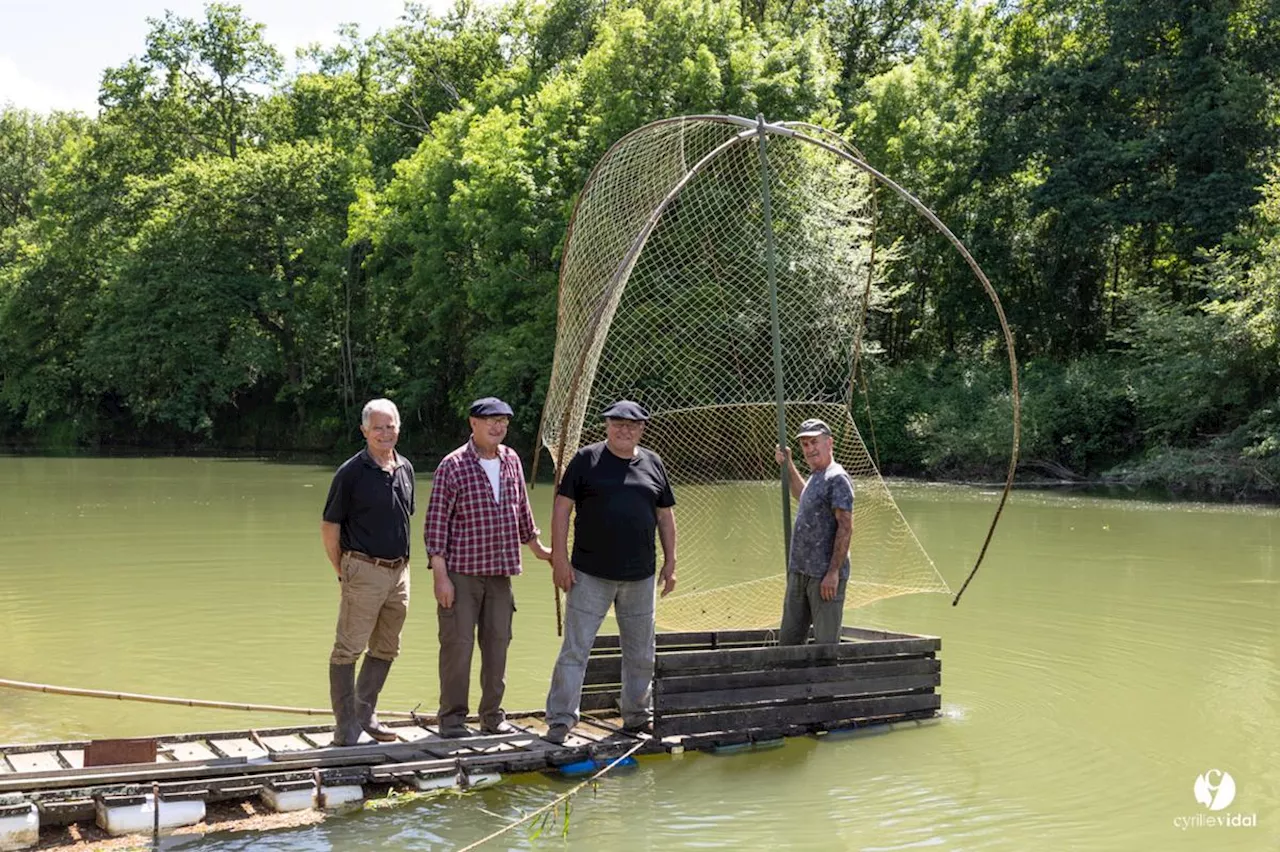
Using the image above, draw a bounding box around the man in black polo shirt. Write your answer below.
[321,398,415,746]
[543,400,677,744]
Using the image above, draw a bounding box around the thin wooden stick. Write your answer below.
[0,678,420,718]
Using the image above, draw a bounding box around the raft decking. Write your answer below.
[0,626,940,845]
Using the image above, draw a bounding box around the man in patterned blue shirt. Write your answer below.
[775,418,854,645]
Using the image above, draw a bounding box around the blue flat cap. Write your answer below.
[602,400,650,421]
[469,397,513,417]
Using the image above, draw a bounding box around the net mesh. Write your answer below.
[542,117,950,631]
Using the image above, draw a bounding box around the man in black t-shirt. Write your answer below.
[321,398,415,746]
[543,400,677,744]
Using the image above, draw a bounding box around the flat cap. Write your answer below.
[795,418,832,438]
[469,397,513,417]
[601,400,650,422]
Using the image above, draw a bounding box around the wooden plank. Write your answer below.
[166,741,219,762]
[84,738,157,767]
[208,739,269,760]
[655,637,940,676]
[7,751,64,773]
[656,657,940,695]
[657,693,941,737]
[297,730,375,748]
[0,756,250,794]
[271,730,536,764]
[592,628,934,652]
[585,656,622,683]
[59,749,84,769]
[300,731,334,748]
[580,689,621,712]
[592,630,787,651]
[841,626,930,641]
[393,726,435,743]
[512,718,597,750]
[257,735,313,753]
[656,674,939,713]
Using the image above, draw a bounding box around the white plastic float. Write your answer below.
[0,802,38,851]
[94,793,205,837]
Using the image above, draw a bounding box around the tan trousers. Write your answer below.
[437,572,515,729]
[330,552,410,665]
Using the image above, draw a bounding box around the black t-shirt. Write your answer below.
[558,442,676,581]
[322,449,416,560]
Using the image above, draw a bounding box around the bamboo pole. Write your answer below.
[0,677,421,718]
[756,114,792,571]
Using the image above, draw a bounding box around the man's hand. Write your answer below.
[333,562,342,581]
[659,561,677,598]
[775,445,792,467]
[529,538,552,562]
[552,552,575,592]
[820,570,840,601]
[433,560,455,608]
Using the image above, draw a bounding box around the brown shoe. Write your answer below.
[364,724,399,743]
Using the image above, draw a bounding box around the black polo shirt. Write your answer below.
[558,441,676,581]
[322,449,416,560]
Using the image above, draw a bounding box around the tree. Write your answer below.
[83,142,359,437]
[0,109,86,231]
[99,3,282,162]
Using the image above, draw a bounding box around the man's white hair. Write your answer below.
[361,398,401,427]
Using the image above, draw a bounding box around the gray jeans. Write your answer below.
[779,571,848,645]
[545,570,655,729]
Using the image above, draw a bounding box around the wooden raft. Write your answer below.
[583,625,941,747]
[0,625,940,827]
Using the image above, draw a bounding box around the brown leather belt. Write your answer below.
[345,551,408,570]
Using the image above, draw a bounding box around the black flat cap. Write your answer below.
[795,418,832,438]
[602,400,650,421]
[469,397,513,417]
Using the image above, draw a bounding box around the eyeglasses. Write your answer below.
[606,420,644,431]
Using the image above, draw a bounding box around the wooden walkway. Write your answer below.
[0,714,649,823]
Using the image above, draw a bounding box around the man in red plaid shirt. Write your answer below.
[425,397,551,737]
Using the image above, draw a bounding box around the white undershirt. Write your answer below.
[478,456,501,502]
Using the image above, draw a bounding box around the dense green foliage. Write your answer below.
[1,0,1278,497]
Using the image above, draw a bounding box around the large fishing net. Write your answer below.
[540,116,954,631]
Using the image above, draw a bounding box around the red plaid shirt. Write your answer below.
[424,441,537,576]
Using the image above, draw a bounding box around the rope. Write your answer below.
[456,737,648,852]
[0,678,422,719]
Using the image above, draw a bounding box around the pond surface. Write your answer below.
[0,456,1276,850]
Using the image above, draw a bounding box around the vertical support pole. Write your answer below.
[151,781,160,843]
[756,114,791,571]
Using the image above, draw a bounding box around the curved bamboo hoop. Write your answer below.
[544,115,1018,605]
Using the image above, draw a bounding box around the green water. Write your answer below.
[1,456,1277,850]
